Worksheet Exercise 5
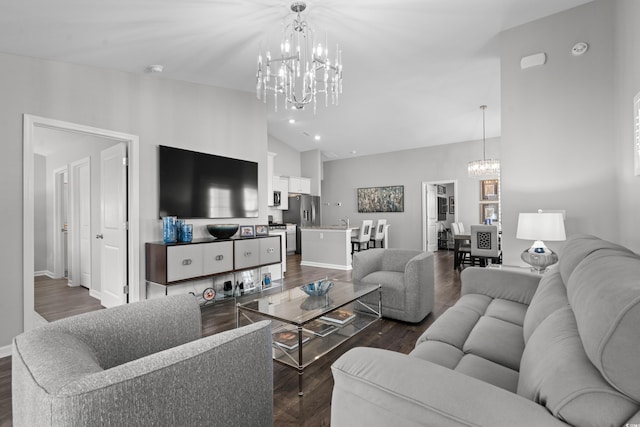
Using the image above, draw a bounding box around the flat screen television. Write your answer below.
[158,145,259,219]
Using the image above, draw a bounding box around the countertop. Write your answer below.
[300,225,359,231]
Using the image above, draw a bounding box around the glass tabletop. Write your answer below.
[236,280,379,326]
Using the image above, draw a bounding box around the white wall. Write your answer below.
[34,154,47,273]
[268,135,301,177]
[613,0,640,253]
[500,0,617,265]
[321,138,499,250]
[0,52,266,348]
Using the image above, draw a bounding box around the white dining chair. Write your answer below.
[352,220,373,254]
[369,219,387,248]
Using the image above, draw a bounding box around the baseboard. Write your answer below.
[89,289,102,300]
[34,311,48,326]
[0,344,11,358]
[34,270,54,278]
[300,261,352,271]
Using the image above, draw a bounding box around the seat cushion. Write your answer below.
[455,354,519,393]
[360,271,404,311]
[463,316,524,371]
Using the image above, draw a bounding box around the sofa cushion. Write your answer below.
[455,354,519,393]
[559,234,634,285]
[518,307,638,427]
[410,340,462,370]
[484,298,527,326]
[522,267,569,343]
[463,316,524,371]
[415,304,480,349]
[567,248,640,402]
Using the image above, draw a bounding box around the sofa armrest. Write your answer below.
[15,321,273,427]
[331,347,565,427]
[353,249,385,282]
[461,267,542,305]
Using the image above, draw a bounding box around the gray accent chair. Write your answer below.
[12,294,273,427]
[352,248,434,323]
[331,235,640,426]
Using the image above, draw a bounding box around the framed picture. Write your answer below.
[480,179,499,201]
[437,185,446,195]
[239,225,255,238]
[357,185,404,213]
[255,225,269,237]
[449,196,455,214]
[438,197,447,220]
[480,203,499,224]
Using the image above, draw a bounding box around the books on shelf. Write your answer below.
[320,309,356,325]
[272,329,310,351]
[303,320,337,337]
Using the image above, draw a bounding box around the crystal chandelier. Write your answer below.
[468,105,501,177]
[256,1,343,113]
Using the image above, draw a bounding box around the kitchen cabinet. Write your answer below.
[267,152,276,207]
[288,176,311,194]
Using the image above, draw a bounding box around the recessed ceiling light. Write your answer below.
[145,64,164,73]
[314,135,321,141]
[288,119,296,124]
[350,150,357,154]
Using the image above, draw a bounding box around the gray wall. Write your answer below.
[500,0,618,264]
[268,135,301,177]
[614,0,640,253]
[321,138,499,250]
[0,52,266,348]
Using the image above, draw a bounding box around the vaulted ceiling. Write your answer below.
[2,0,594,158]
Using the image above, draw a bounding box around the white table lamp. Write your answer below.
[516,210,566,273]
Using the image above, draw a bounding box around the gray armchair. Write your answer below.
[352,248,434,323]
[12,294,273,427]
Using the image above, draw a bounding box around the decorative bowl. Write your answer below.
[300,279,334,297]
[206,224,239,239]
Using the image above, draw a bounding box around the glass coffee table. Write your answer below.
[236,280,381,396]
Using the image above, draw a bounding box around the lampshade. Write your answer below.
[516,212,566,241]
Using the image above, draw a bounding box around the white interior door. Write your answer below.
[427,185,437,252]
[100,143,128,308]
[69,157,91,288]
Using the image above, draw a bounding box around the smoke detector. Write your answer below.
[145,64,164,73]
[571,42,589,56]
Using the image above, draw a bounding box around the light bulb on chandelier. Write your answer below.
[256,1,343,113]
[468,105,500,178]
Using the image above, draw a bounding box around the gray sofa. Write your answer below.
[12,294,273,427]
[331,235,640,426]
[352,248,434,323]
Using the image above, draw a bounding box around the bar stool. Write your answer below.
[369,219,387,248]
[351,220,373,254]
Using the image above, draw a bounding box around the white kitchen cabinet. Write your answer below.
[267,152,276,207]
[288,176,311,194]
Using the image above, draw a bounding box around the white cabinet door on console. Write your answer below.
[167,245,203,282]
[235,239,261,270]
[260,236,281,266]
[202,241,234,275]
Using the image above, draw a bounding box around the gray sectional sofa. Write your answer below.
[331,234,640,426]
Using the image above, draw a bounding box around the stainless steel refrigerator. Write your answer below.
[283,194,321,254]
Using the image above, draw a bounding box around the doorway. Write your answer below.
[23,115,140,331]
[421,180,458,252]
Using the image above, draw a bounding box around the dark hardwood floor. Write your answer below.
[0,250,460,426]
[34,276,105,322]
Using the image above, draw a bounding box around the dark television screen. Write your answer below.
[158,145,258,219]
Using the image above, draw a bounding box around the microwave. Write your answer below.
[273,191,281,206]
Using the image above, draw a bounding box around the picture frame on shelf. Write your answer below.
[480,203,500,224]
[255,225,269,237]
[240,225,255,238]
[480,179,499,201]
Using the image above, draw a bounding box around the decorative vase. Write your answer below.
[176,219,185,242]
[163,216,177,244]
[180,223,193,243]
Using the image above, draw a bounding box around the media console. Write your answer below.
[145,235,282,306]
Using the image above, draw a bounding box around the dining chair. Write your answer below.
[369,219,387,248]
[470,224,501,267]
[451,222,471,268]
[352,220,373,254]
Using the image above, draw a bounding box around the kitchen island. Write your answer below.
[299,226,360,270]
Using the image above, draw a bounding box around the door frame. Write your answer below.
[52,166,68,280]
[23,114,140,331]
[421,180,458,252]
